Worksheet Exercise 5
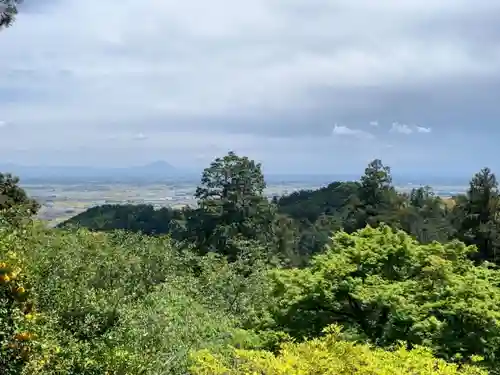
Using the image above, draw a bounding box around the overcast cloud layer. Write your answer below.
[1,0,500,176]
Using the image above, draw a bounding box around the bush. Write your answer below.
[0,220,272,373]
[0,220,56,374]
[190,325,486,375]
[269,225,500,370]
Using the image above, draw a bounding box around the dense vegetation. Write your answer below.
[61,157,500,267]
[4,151,500,374]
[4,5,499,374]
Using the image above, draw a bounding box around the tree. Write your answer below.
[455,168,500,263]
[359,159,393,200]
[399,186,454,244]
[269,225,500,371]
[0,172,39,216]
[0,0,21,28]
[271,214,302,267]
[346,159,400,230]
[409,186,434,208]
[186,152,276,260]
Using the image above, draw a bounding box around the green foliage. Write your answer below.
[277,181,360,223]
[64,282,235,374]
[275,181,359,261]
[0,173,40,217]
[0,220,256,374]
[9,153,500,372]
[7,216,496,373]
[59,203,188,239]
[0,238,38,374]
[269,225,500,370]
[187,151,276,260]
[56,157,458,265]
[344,159,402,230]
[453,168,500,263]
[182,249,276,330]
[190,325,486,375]
[0,0,21,28]
[399,187,454,243]
[273,161,456,262]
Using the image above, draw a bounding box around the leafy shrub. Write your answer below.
[102,282,236,374]
[0,252,35,373]
[0,220,273,373]
[181,248,276,330]
[0,219,57,374]
[269,225,500,370]
[190,325,487,375]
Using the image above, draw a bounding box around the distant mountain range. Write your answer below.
[0,161,195,183]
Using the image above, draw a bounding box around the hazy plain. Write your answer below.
[23,181,468,226]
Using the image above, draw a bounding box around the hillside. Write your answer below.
[58,204,189,237]
[60,165,460,263]
[2,152,500,374]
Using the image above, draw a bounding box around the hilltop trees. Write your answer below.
[186,151,276,260]
[58,153,500,272]
[358,159,402,225]
[398,186,454,243]
[59,204,188,239]
[454,168,500,263]
[343,159,402,232]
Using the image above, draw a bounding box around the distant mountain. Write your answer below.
[0,161,195,183]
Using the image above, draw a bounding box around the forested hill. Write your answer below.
[3,151,500,374]
[60,158,469,265]
[59,204,189,237]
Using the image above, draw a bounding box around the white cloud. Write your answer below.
[332,124,356,135]
[416,126,432,133]
[332,124,374,139]
[0,121,6,128]
[390,122,413,134]
[369,120,379,127]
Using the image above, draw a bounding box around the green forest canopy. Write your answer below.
[3,152,500,374]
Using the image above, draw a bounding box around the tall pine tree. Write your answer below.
[186,152,276,260]
[456,167,500,263]
[345,159,401,230]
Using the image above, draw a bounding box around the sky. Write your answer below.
[1,1,500,176]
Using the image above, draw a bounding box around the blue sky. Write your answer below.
[1,0,500,176]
